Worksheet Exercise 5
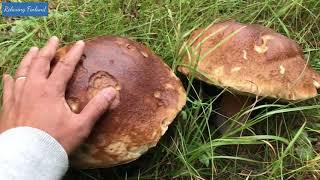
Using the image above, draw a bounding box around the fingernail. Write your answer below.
[3,74,10,81]
[30,46,39,52]
[3,74,8,80]
[76,40,85,46]
[101,87,117,101]
[51,36,59,41]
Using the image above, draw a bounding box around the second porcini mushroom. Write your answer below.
[179,21,320,132]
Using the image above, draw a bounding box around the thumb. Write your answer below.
[79,87,117,128]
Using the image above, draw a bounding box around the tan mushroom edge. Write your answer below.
[54,36,187,168]
[178,21,320,101]
[71,83,187,169]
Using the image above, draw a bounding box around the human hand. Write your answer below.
[0,36,116,154]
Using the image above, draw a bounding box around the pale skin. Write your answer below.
[0,36,116,154]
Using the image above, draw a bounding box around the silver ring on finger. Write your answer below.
[15,76,27,81]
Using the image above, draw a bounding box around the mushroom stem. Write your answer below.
[215,92,255,134]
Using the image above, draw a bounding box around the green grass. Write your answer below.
[1,0,320,179]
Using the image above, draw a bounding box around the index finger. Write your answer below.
[48,40,85,92]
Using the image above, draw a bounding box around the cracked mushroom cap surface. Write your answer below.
[179,21,320,100]
[54,36,186,168]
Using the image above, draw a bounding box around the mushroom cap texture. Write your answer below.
[54,36,186,168]
[178,21,320,100]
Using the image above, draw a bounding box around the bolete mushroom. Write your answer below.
[178,21,320,132]
[53,36,186,168]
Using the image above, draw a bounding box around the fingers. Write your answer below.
[29,36,59,78]
[78,87,116,129]
[49,40,85,92]
[15,47,39,78]
[2,74,14,107]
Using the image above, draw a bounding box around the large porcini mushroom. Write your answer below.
[178,21,320,132]
[53,36,186,168]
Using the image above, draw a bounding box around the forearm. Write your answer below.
[0,127,68,180]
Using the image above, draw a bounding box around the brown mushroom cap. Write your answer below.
[54,36,186,168]
[179,21,320,100]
